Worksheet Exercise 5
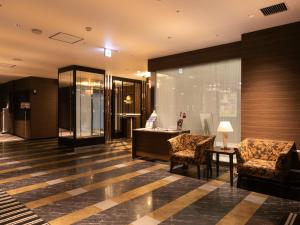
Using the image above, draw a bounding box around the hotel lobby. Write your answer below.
[0,1,300,225]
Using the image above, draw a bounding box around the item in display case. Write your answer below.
[177,112,186,130]
[145,110,157,129]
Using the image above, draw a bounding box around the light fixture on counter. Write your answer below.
[217,121,233,150]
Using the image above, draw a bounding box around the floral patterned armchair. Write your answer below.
[235,138,296,186]
[168,134,216,178]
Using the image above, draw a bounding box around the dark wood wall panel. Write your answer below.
[148,42,241,71]
[30,77,58,139]
[241,22,300,146]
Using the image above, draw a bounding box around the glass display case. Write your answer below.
[58,65,105,146]
[111,77,142,138]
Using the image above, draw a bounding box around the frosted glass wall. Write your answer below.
[156,59,241,144]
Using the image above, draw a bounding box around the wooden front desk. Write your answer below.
[132,128,190,161]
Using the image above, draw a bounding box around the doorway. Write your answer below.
[111,77,142,138]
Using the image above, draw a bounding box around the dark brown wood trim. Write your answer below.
[148,41,241,71]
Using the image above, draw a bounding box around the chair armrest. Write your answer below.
[194,136,215,161]
[275,142,296,171]
[168,134,185,154]
[235,142,251,165]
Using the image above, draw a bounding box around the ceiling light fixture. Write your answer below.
[31,28,43,35]
[248,14,255,18]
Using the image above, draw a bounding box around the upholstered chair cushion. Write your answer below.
[169,134,215,165]
[236,138,296,181]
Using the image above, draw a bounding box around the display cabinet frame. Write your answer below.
[58,65,105,146]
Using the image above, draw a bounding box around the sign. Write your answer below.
[20,102,31,109]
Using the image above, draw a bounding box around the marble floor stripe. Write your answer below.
[34,169,172,221]
[0,145,130,169]
[245,195,300,225]
[48,174,183,225]
[25,164,167,209]
[7,159,143,195]
[0,142,61,154]
[0,145,69,159]
[0,153,131,186]
[65,176,204,225]
[130,180,224,225]
[0,148,128,175]
[216,192,268,225]
[0,148,68,162]
[0,144,130,167]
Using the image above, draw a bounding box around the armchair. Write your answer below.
[168,134,216,179]
[235,138,296,186]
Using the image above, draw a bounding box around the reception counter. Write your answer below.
[132,128,190,161]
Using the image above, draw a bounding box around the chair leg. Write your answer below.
[237,175,241,188]
[170,161,174,173]
[197,165,201,179]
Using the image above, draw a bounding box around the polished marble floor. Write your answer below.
[0,133,23,143]
[0,138,299,225]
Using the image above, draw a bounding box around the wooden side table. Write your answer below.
[205,147,236,186]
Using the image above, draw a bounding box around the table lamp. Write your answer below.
[217,121,233,149]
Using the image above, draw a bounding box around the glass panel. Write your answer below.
[58,71,73,138]
[156,59,241,145]
[113,80,123,133]
[123,81,135,113]
[76,71,104,138]
[134,83,141,128]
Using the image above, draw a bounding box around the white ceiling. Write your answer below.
[0,0,300,83]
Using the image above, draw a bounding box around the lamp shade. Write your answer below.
[217,121,233,132]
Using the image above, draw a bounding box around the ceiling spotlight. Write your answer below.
[31,28,43,35]
[104,48,112,58]
[85,26,92,32]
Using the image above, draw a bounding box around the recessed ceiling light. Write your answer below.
[31,28,43,35]
[85,26,92,32]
